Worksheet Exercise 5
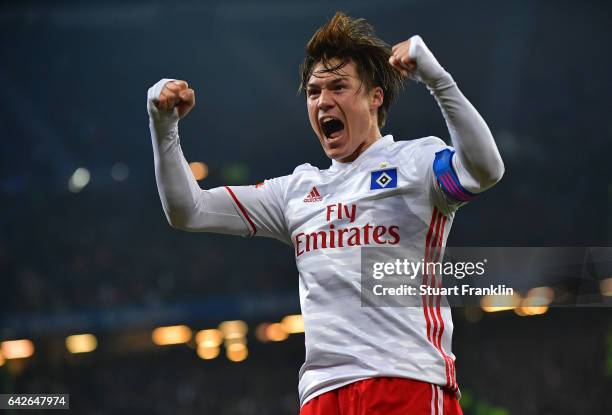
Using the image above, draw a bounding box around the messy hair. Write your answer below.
[299,11,404,128]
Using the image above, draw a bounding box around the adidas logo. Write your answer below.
[303,186,323,203]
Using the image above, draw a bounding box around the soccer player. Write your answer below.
[147,12,503,415]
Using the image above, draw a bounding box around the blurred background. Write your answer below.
[1,0,611,414]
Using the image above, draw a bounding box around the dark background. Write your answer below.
[1,0,611,414]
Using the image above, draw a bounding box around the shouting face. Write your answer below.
[306,59,384,163]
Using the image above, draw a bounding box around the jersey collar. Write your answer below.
[329,134,394,172]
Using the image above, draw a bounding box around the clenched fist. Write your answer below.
[389,35,448,87]
[148,79,196,119]
[389,39,417,78]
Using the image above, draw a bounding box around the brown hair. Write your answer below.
[299,11,404,128]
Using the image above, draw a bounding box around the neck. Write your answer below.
[337,128,382,163]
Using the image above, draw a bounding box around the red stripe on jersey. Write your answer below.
[432,215,445,351]
[224,186,257,236]
[423,208,453,389]
[430,216,444,348]
[432,214,456,391]
[431,214,451,388]
[432,215,453,389]
[437,216,458,391]
[423,209,439,343]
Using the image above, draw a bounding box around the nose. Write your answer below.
[317,88,335,111]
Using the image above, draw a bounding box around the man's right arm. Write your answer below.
[147,78,250,235]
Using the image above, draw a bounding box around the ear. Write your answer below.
[370,86,384,110]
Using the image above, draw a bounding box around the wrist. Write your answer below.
[408,35,452,89]
[147,77,179,124]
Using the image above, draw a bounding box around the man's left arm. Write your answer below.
[390,35,505,197]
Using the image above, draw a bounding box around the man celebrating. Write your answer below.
[147,12,503,415]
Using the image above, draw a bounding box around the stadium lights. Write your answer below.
[68,167,90,193]
[515,303,549,316]
[197,345,220,360]
[151,325,192,346]
[1,339,35,359]
[515,286,553,316]
[255,322,289,342]
[189,162,209,181]
[226,343,248,362]
[65,334,98,354]
[600,278,612,297]
[514,304,548,317]
[224,336,247,347]
[480,292,522,313]
[526,287,554,304]
[266,323,289,342]
[281,314,304,334]
[195,329,223,348]
[194,326,224,360]
[218,320,247,340]
[255,323,270,343]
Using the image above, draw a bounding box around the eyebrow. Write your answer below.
[307,76,349,90]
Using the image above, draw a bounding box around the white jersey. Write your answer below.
[224,135,465,406]
[147,70,504,408]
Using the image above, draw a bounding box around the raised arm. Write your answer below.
[147,78,249,235]
[147,79,290,243]
[389,36,505,194]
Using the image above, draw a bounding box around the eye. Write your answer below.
[307,89,320,98]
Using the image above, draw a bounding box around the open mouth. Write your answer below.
[320,116,345,139]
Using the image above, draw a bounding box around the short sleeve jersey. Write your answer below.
[224,135,468,407]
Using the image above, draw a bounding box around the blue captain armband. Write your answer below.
[433,149,476,202]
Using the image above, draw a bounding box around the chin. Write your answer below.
[325,147,347,161]
[319,134,352,161]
